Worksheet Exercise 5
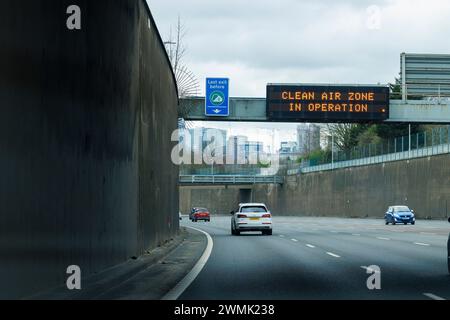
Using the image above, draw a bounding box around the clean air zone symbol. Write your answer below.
[210,91,225,106]
[205,78,230,117]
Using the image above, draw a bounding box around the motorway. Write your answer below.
[179,216,450,300]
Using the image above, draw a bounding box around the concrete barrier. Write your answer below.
[0,0,178,298]
[181,154,450,221]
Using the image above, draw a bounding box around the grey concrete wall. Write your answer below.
[180,187,242,215]
[181,154,450,220]
[0,0,178,298]
[256,154,450,219]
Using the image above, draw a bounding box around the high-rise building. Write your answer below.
[280,141,297,154]
[297,124,321,155]
[244,141,264,162]
[189,127,227,160]
[227,135,249,164]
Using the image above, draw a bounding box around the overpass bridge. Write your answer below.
[181,97,450,123]
[179,174,284,186]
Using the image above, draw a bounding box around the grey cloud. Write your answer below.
[149,0,450,95]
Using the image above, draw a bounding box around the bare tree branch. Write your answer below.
[164,16,200,104]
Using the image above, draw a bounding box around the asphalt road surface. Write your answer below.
[179,216,450,300]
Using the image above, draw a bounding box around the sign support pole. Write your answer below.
[331,133,334,170]
[401,53,407,102]
[409,124,411,159]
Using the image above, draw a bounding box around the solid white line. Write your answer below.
[291,239,298,242]
[330,231,339,233]
[377,237,391,241]
[352,234,361,236]
[414,242,430,246]
[162,226,213,301]
[279,235,285,238]
[423,293,446,300]
[420,232,436,236]
[306,244,316,248]
[326,252,341,258]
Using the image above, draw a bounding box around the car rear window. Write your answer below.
[241,206,267,213]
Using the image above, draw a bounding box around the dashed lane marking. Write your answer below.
[326,252,341,258]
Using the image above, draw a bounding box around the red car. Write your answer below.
[190,208,211,222]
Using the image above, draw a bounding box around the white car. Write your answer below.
[231,203,273,236]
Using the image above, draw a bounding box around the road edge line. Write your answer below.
[161,226,214,301]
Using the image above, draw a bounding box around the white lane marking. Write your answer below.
[326,252,341,258]
[291,239,298,242]
[420,232,436,236]
[423,293,446,300]
[279,235,285,238]
[414,242,430,246]
[162,226,213,301]
[361,266,381,273]
[352,234,361,236]
[377,237,391,241]
[330,231,339,233]
[306,244,316,248]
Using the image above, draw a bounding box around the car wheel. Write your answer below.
[264,230,273,236]
[385,220,389,225]
[411,222,416,225]
[392,221,396,225]
[404,222,407,225]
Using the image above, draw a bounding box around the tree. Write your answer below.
[164,17,200,118]
[326,124,368,152]
[389,77,402,100]
[305,148,332,165]
[374,123,421,140]
[357,125,381,146]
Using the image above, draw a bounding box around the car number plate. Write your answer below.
[250,217,260,221]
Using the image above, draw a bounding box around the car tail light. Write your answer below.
[237,214,247,219]
[262,214,272,218]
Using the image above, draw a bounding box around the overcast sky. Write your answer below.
[148,0,450,147]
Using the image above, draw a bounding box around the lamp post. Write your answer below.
[331,133,334,170]
[409,124,411,159]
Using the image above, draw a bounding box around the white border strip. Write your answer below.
[161,226,214,301]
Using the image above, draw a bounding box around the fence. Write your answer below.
[301,126,450,174]
[179,175,284,185]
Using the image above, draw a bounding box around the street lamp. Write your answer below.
[331,133,334,170]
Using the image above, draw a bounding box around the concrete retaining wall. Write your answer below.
[181,154,450,220]
[0,0,178,298]
[180,187,243,215]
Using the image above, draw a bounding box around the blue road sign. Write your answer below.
[206,78,230,117]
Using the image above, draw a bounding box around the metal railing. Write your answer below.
[179,175,284,185]
[302,127,450,174]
